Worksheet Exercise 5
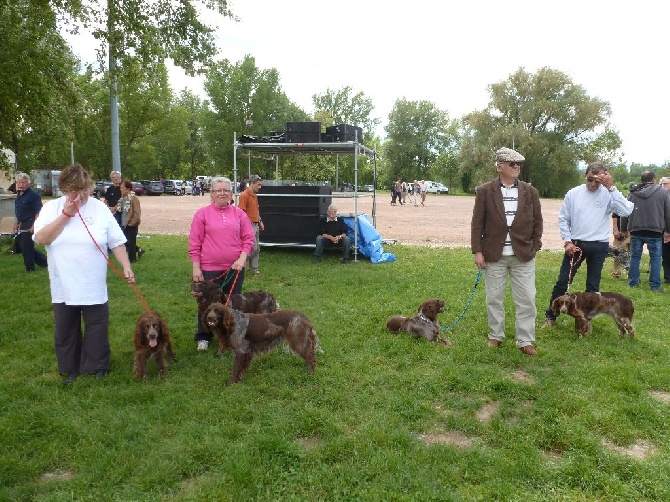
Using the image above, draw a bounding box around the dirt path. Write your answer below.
[138,191,565,250]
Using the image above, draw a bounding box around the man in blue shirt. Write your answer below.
[13,172,48,272]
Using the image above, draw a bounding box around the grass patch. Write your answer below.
[1,236,669,501]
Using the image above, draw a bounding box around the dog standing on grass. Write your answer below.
[204,302,319,384]
[133,311,177,379]
[550,292,635,338]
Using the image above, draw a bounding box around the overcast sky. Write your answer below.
[68,0,669,166]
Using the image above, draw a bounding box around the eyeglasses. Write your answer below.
[508,162,522,167]
[212,189,232,194]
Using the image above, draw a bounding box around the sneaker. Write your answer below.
[540,319,555,329]
[197,340,209,351]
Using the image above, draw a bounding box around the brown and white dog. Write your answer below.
[550,292,635,338]
[204,302,319,384]
[191,281,280,332]
[386,299,449,344]
[133,311,177,379]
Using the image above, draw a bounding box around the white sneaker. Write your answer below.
[197,340,209,351]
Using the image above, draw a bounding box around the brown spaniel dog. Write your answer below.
[386,299,449,344]
[133,311,177,379]
[204,302,319,384]
[551,292,635,338]
[191,281,279,333]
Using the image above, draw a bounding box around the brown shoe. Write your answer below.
[520,345,537,356]
[540,319,555,329]
[487,339,502,348]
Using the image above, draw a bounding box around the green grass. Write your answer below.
[1,235,669,501]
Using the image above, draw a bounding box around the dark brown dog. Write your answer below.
[550,292,635,338]
[204,302,318,384]
[133,311,177,379]
[191,281,280,332]
[386,299,448,344]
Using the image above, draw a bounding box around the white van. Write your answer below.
[423,181,449,194]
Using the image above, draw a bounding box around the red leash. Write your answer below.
[73,201,152,313]
[207,268,241,307]
[566,246,583,291]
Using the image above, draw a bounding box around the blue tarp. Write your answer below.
[342,214,396,264]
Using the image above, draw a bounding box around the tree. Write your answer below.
[0,1,80,170]
[203,55,303,180]
[460,67,621,197]
[57,0,234,174]
[383,99,458,187]
[312,87,380,145]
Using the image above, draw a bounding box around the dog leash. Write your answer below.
[441,268,484,333]
[208,269,242,307]
[566,246,583,292]
[72,201,152,313]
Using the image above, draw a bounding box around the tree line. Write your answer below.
[1,1,666,197]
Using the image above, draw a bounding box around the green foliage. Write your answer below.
[383,99,458,187]
[461,67,622,197]
[312,86,380,145]
[1,237,669,500]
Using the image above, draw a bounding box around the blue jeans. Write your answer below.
[545,240,609,320]
[629,234,663,290]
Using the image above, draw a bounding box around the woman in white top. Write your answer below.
[34,164,134,384]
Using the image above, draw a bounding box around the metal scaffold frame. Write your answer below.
[233,133,378,262]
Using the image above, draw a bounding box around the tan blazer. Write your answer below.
[471,178,543,263]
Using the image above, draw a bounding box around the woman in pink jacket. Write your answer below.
[188,176,255,351]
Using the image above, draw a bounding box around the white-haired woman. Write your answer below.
[188,176,255,351]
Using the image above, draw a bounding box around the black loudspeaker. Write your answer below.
[286,122,321,143]
[326,123,363,142]
[259,186,332,245]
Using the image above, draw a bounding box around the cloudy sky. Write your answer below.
[69,0,669,166]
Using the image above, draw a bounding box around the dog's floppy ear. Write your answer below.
[158,313,170,341]
[134,314,144,346]
[423,303,437,319]
[223,306,236,333]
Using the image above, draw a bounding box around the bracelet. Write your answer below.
[62,209,75,218]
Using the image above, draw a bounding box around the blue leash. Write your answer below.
[441,269,484,333]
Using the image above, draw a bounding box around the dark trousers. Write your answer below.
[545,240,609,320]
[663,241,670,284]
[17,224,47,271]
[194,268,245,341]
[124,225,139,262]
[53,302,110,375]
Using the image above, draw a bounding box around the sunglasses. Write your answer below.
[507,162,522,167]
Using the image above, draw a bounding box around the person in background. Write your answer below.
[420,180,427,206]
[188,176,255,351]
[119,179,144,262]
[13,172,48,272]
[541,162,633,328]
[237,174,264,275]
[471,147,543,356]
[660,176,670,285]
[610,212,629,279]
[621,170,670,292]
[34,163,134,384]
[413,179,420,206]
[103,170,122,227]
[401,180,408,204]
[7,181,17,194]
[315,203,351,264]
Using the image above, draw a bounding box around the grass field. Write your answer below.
[1,235,669,501]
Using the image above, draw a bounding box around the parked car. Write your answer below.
[146,180,164,195]
[140,180,151,191]
[163,180,180,195]
[363,184,374,192]
[131,182,145,196]
[424,181,449,194]
[93,181,112,199]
